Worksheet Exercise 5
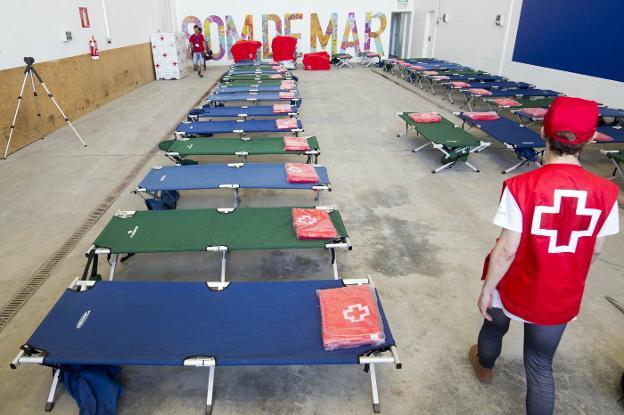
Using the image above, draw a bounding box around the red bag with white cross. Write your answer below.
[292,208,337,239]
[285,163,319,183]
[275,118,298,130]
[283,136,310,151]
[318,285,386,350]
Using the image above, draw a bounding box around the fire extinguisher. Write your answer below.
[89,36,100,60]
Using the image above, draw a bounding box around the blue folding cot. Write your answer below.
[175,119,304,138]
[204,92,302,107]
[226,68,286,75]
[187,105,299,121]
[11,278,401,414]
[462,89,562,111]
[423,74,507,94]
[596,125,624,143]
[136,163,331,208]
[455,112,545,174]
[444,81,532,104]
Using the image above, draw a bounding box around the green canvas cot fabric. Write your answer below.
[490,97,556,109]
[159,136,320,156]
[607,150,624,163]
[94,207,347,254]
[399,113,480,148]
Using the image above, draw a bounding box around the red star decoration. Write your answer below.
[160,35,164,41]
[172,61,177,66]
[162,52,168,58]
[155,63,160,68]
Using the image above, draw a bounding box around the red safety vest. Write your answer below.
[498,164,618,325]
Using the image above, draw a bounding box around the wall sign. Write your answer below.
[79,7,90,28]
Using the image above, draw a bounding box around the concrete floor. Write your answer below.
[1,65,623,415]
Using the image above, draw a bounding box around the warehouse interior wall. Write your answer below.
[408,0,624,108]
[0,0,170,155]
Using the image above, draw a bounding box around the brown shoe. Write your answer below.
[469,344,493,384]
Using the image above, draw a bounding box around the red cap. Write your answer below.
[543,97,598,145]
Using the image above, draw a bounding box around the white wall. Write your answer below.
[406,0,624,108]
[0,0,167,70]
[172,0,403,64]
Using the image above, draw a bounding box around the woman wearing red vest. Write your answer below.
[469,97,620,414]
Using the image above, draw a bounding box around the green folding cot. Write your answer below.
[86,206,350,282]
[600,150,624,179]
[396,112,490,173]
[487,97,557,111]
[159,136,321,164]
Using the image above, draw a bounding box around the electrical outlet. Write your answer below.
[63,31,73,42]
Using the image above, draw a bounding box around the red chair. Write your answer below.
[303,52,330,70]
[230,40,262,62]
[271,36,297,62]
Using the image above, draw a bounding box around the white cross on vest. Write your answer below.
[531,189,601,254]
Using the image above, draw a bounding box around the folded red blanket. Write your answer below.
[270,74,283,79]
[520,107,548,118]
[280,80,296,89]
[292,208,337,239]
[408,112,442,123]
[422,70,438,75]
[432,75,450,81]
[410,65,425,71]
[593,131,613,142]
[493,98,522,107]
[283,136,310,151]
[463,111,500,121]
[449,81,471,88]
[318,285,385,350]
[468,88,492,96]
[285,163,319,183]
[273,104,292,113]
[275,118,299,129]
[279,91,296,99]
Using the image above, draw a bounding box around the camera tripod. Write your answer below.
[4,57,86,159]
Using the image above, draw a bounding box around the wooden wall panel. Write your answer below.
[0,43,155,155]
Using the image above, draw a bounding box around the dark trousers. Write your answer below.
[477,308,567,415]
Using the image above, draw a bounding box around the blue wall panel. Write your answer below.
[512,0,624,83]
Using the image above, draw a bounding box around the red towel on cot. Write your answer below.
[272,66,287,72]
[422,71,438,75]
[493,98,522,107]
[283,136,310,151]
[279,91,296,99]
[593,131,613,142]
[432,75,450,81]
[521,108,548,118]
[400,62,411,67]
[273,104,292,113]
[408,112,442,123]
[318,285,386,350]
[280,80,296,89]
[449,81,471,88]
[463,111,500,121]
[285,163,319,183]
[468,88,492,96]
[410,65,425,71]
[292,208,337,239]
[275,118,299,130]
[270,74,283,79]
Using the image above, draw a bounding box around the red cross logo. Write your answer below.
[531,190,601,253]
[296,214,317,226]
[343,304,370,323]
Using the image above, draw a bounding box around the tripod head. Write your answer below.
[24,57,35,65]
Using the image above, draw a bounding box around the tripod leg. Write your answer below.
[3,72,31,159]
[30,70,44,141]
[31,67,87,147]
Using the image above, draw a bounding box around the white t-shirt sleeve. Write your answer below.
[493,187,523,233]
[597,201,620,237]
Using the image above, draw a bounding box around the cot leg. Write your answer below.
[314,190,321,207]
[433,161,455,174]
[368,363,381,413]
[412,142,431,153]
[205,366,215,415]
[502,159,528,174]
[464,161,480,173]
[397,123,410,138]
[45,368,61,412]
[331,248,339,280]
[233,188,239,209]
[220,251,228,284]
[108,254,118,281]
[447,90,455,105]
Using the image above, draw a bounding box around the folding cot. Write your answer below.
[332,53,354,68]
[226,68,287,76]
[600,150,624,179]
[461,88,562,111]
[175,119,304,138]
[220,79,285,87]
[424,74,506,94]
[221,73,297,82]
[231,60,277,68]
[204,92,302,107]
[84,206,351,281]
[599,107,624,122]
[12,278,400,414]
[514,106,624,126]
[487,97,557,111]
[405,64,468,83]
[136,163,331,208]
[213,85,297,94]
[596,125,624,143]
[395,112,490,173]
[159,136,321,164]
[417,70,487,91]
[359,51,382,67]
[456,112,545,174]
[443,81,532,104]
[188,105,299,121]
